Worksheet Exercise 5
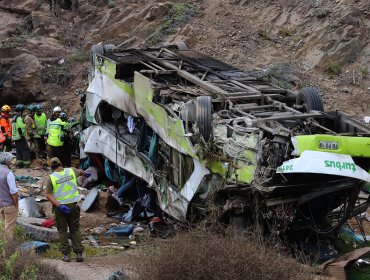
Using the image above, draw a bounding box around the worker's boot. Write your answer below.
[62,254,71,262]
[76,253,83,262]
[23,161,31,169]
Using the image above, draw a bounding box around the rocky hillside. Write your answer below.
[1,0,369,118]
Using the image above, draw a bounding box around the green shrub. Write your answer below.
[0,35,28,49]
[59,34,77,46]
[280,27,292,37]
[269,62,297,89]
[0,224,64,280]
[108,0,116,8]
[327,62,342,76]
[69,51,89,63]
[146,3,201,46]
[362,67,369,78]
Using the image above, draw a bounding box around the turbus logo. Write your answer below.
[324,160,356,172]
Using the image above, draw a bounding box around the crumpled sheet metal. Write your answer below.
[88,67,139,118]
[85,90,102,124]
[324,247,370,280]
[82,126,154,186]
[18,197,45,218]
[133,72,196,157]
[180,158,209,202]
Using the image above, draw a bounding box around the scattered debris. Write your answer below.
[41,219,55,228]
[18,197,45,218]
[104,224,134,237]
[81,187,99,212]
[108,270,130,280]
[324,247,370,280]
[89,227,105,235]
[87,235,99,248]
[133,226,144,233]
[15,175,40,184]
[19,241,50,253]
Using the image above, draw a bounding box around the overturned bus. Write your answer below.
[80,43,370,239]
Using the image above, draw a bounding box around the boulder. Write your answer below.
[144,2,171,22]
[0,53,44,104]
[31,11,57,35]
[0,0,42,15]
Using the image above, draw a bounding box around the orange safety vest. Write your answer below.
[0,114,12,143]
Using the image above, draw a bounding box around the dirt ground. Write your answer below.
[44,252,136,280]
[14,165,141,280]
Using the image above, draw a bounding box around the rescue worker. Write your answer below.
[46,110,68,166]
[34,105,47,158]
[0,105,12,152]
[24,105,41,161]
[45,157,89,262]
[12,104,31,168]
[48,106,62,125]
[60,112,71,167]
[0,152,18,239]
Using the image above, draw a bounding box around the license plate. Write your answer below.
[319,141,338,150]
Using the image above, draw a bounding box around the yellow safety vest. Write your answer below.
[50,168,79,204]
[47,118,65,147]
[34,113,47,135]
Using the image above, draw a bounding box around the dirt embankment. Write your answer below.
[0,0,369,118]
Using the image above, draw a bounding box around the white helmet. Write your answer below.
[53,106,62,113]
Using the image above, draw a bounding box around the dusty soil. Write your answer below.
[44,252,136,280]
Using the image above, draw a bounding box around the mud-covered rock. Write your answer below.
[144,2,171,22]
[31,11,57,35]
[0,53,44,104]
[0,0,42,15]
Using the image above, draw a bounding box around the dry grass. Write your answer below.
[134,229,319,280]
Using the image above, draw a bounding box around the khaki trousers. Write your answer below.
[0,205,18,238]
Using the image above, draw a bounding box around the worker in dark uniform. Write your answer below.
[12,104,30,168]
[45,157,90,262]
[34,105,47,159]
[24,105,40,162]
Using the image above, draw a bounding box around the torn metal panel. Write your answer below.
[154,158,209,220]
[133,72,197,157]
[277,150,370,182]
[180,158,210,201]
[211,122,259,184]
[89,60,139,117]
[84,90,102,124]
[163,185,189,221]
[82,126,154,185]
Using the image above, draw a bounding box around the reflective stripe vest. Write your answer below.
[12,115,26,141]
[47,118,65,147]
[0,115,11,143]
[34,113,47,136]
[50,168,79,204]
